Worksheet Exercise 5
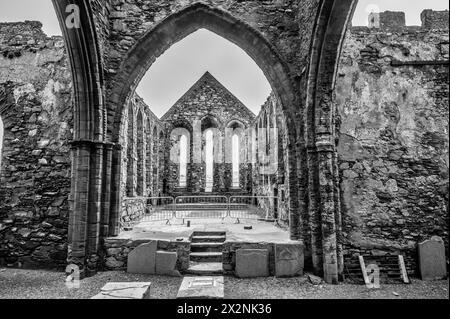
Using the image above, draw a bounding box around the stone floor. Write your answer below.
[118,216,293,243]
[0,269,448,299]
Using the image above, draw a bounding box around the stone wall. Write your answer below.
[0,9,448,276]
[336,12,449,272]
[119,94,165,229]
[103,237,190,272]
[253,93,290,222]
[222,241,276,276]
[0,22,72,269]
[161,72,255,195]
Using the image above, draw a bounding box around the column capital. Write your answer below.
[315,132,335,153]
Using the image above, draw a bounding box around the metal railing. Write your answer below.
[141,196,176,222]
[174,195,228,219]
[229,196,278,221]
[122,195,279,225]
[122,196,175,228]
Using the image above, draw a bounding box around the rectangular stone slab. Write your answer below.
[418,238,447,280]
[176,276,224,299]
[91,282,151,299]
[156,251,181,276]
[275,243,304,277]
[235,249,269,278]
[127,241,157,274]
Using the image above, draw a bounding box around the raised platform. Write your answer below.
[104,217,303,278]
[117,217,292,243]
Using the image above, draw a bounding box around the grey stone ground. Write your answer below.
[0,269,448,299]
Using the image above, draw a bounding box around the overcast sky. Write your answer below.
[0,0,448,149]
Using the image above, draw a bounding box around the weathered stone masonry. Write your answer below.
[337,11,449,273]
[0,22,72,269]
[161,72,255,196]
[253,10,449,276]
[1,2,447,283]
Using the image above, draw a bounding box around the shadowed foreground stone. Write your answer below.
[127,241,157,274]
[275,243,304,277]
[176,276,224,299]
[91,282,151,299]
[235,249,269,278]
[418,237,447,280]
[156,251,181,277]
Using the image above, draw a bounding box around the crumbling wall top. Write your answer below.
[363,9,449,30]
[0,21,48,45]
[421,9,449,29]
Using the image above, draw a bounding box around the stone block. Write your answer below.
[127,241,157,274]
[91,282,151,299]
[155,251,181,276]
[418,236,447,280]
[275,243,304,277]
[176,276,224,299]
[235,249,269,278]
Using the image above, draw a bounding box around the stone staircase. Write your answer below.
[186,231,226,276]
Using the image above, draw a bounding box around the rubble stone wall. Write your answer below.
[336,11,449,271]
[0,22,72,269]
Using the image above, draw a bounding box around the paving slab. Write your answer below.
[176,276,224,299]
[91,282,151,299]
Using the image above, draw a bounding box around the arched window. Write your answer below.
[232,133,240,188]
[126,105,134,197]
[158,131,165,195]
[152,126,159,195]
[205,129,214,192]
[136,110,144,196]
[179,134,188,187]
[145,119,152,195]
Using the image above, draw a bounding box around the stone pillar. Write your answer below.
[316,134,339,285]
[224,127,233,190]
[86,142,104,275]
[287,142,301,240]
[68,141,91,277]
[192,119,202,164]
[109,145,123,236]
[333,146,344,277]
[297,137,310,260]
[100,143,114,238]
[307,146,322,275]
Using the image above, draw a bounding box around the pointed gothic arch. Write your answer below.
[52,0,358,283]
[109,3,297,144]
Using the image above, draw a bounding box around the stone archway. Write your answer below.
[51,0,357,283]
[106,1,302,239]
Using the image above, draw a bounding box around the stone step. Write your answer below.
[191,235,226,243]
[192,231,226,237]
[186,262,223,275]
[190,252,223,262]
[191,242,224,253]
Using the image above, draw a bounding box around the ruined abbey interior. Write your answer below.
[0,1,448,285]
